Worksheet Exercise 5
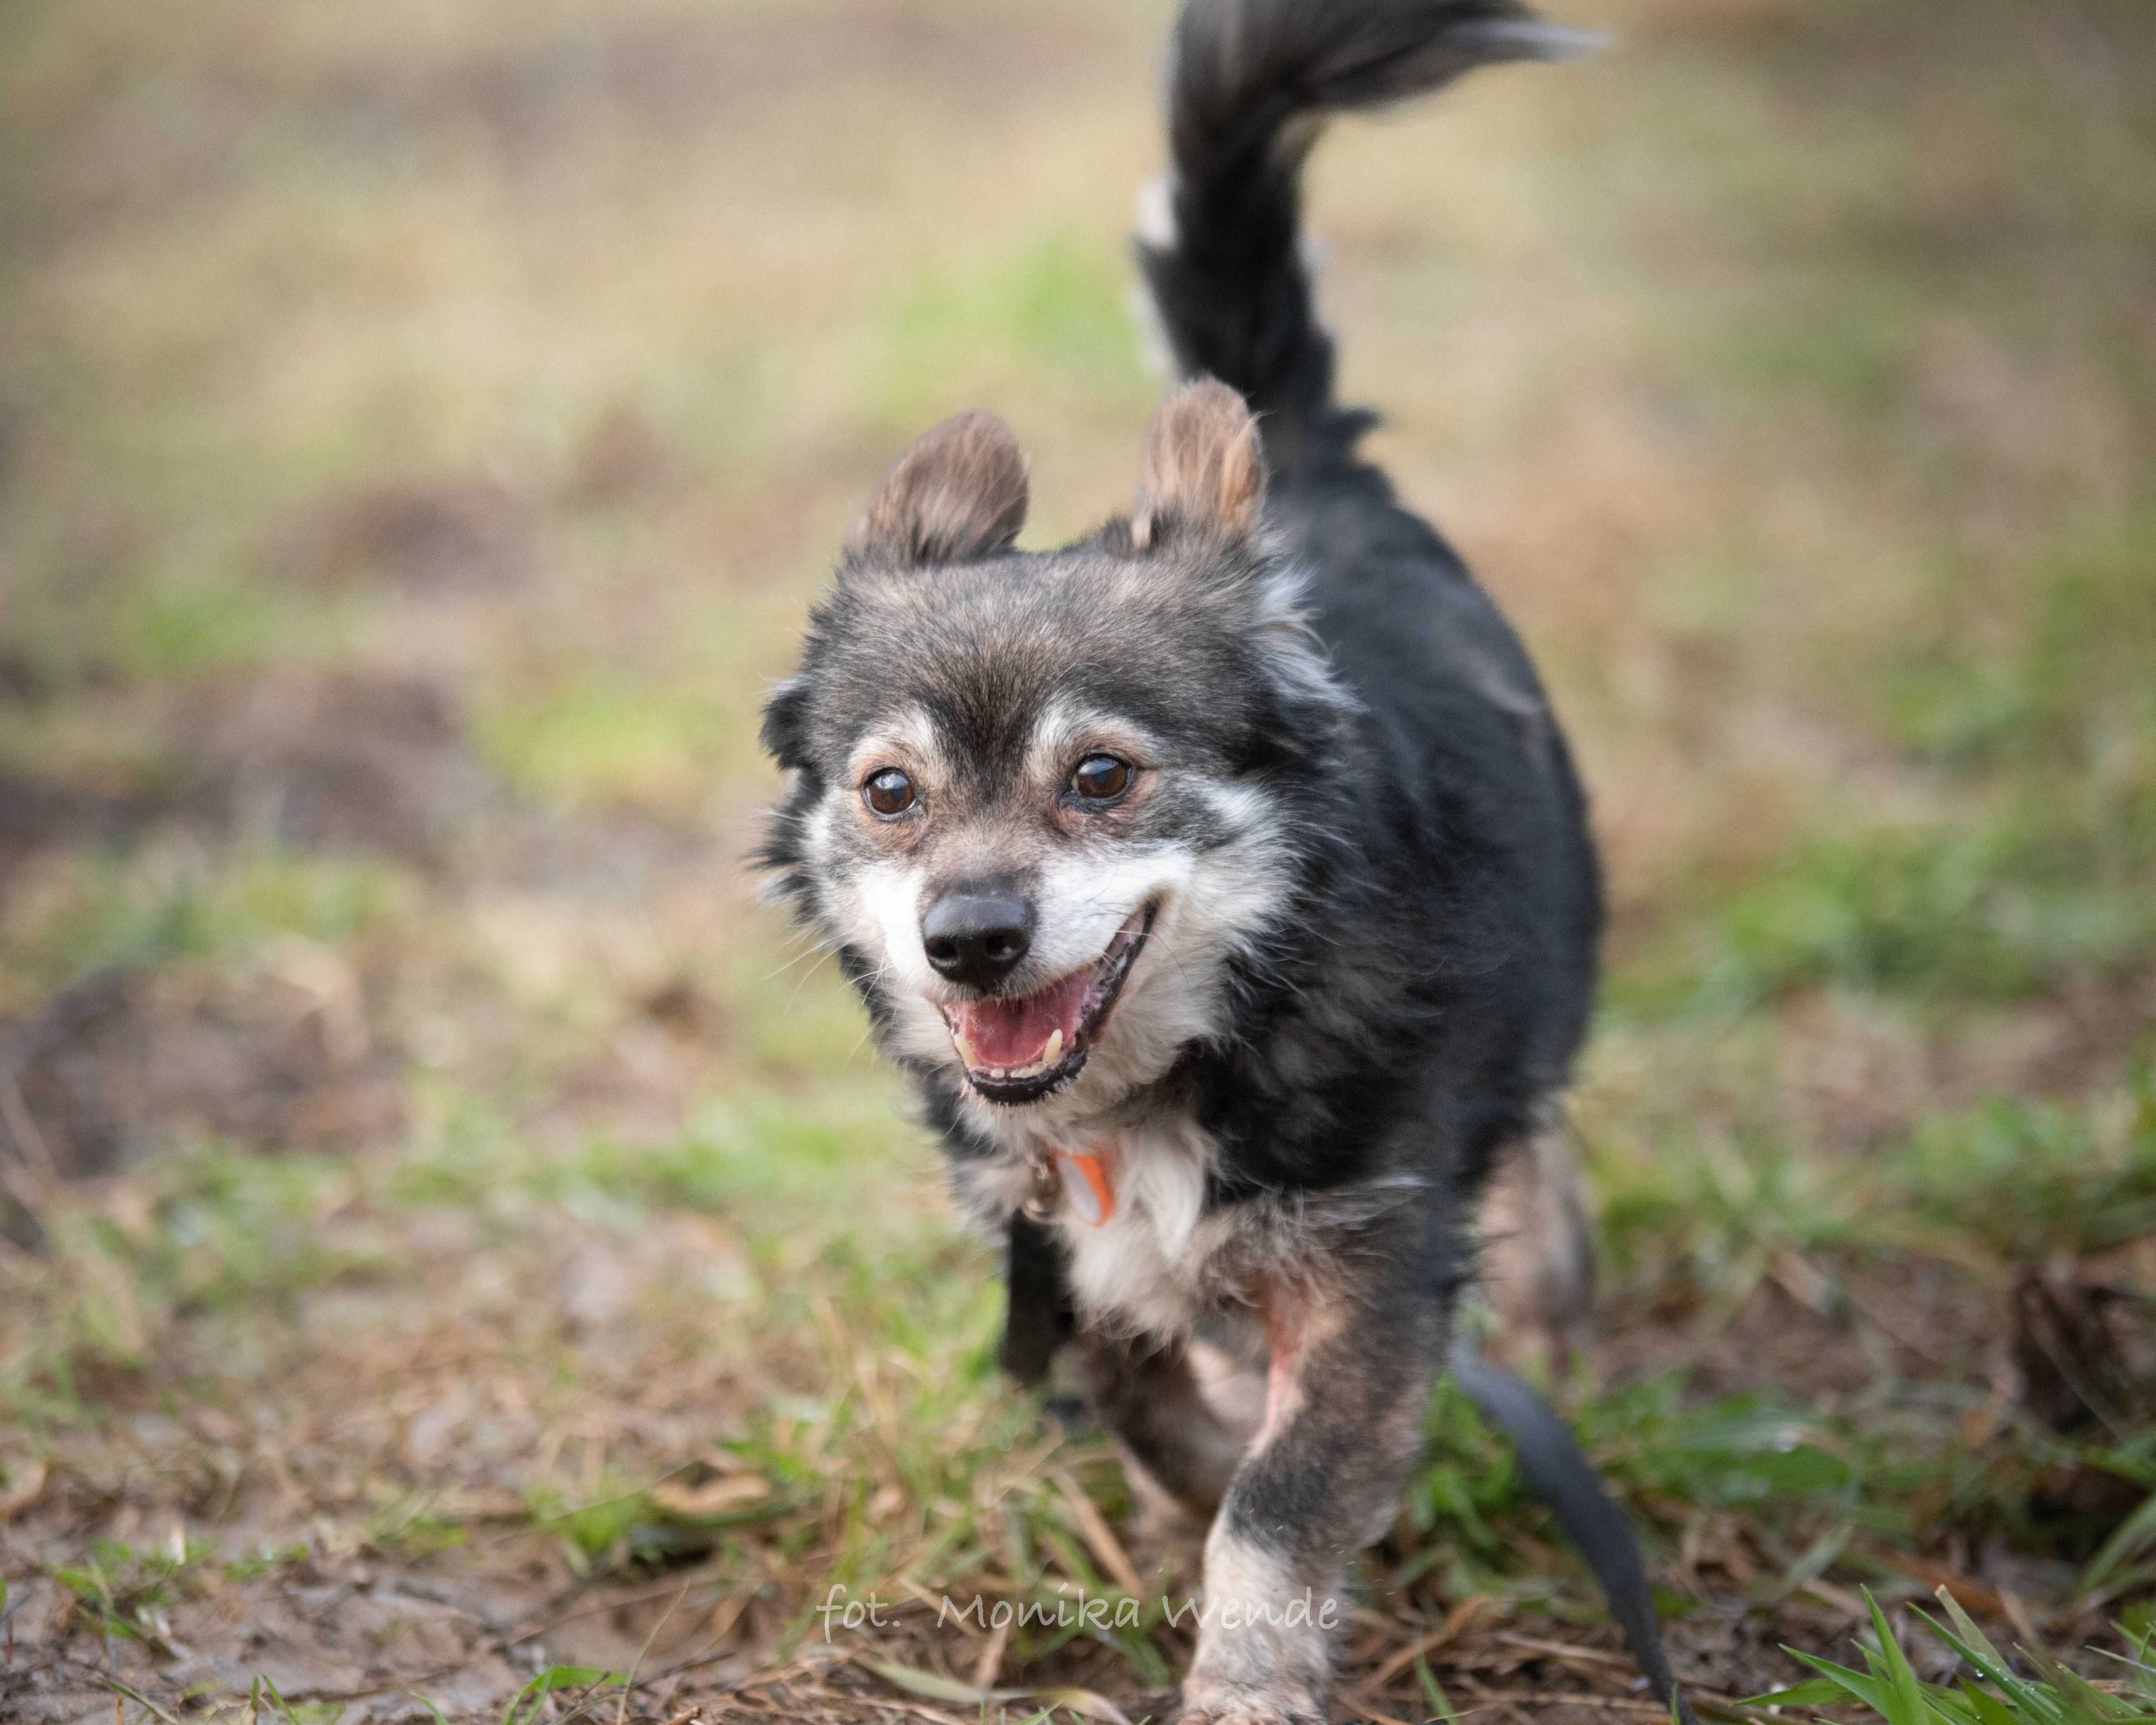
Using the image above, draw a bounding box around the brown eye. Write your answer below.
[1071,754,1133,802]
[863,768,916,817]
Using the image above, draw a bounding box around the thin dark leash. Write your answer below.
[1448,1339,1699,1725]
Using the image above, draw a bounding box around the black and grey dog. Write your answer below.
[762,2,1609,1719]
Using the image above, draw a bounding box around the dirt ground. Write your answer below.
[3,0,2154,1720]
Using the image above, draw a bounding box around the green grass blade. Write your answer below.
[1785,1649,1897,1715]
[1750,1678,1862,1708]
[1930,1591,2017,1684]
[500,1665,627,1725]
[2085,1494,2156,1597]
[1417,1653,1458,1724]
[1958,1679,2021,1725]
[1864,1588,1934,1725]
[99,1678,182,1725]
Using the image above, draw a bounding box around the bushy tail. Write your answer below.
[1139,0,1594,473]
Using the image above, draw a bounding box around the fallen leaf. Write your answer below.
[0,1457,47,1521]
[650,1472,770,1518]
[857,1657,1133,1725]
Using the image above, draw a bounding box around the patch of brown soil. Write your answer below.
[560,404,682,511]
[262,481,536,595]
[4,672,487,899]
[174,671,488,860]
[0,775,175,902]
[0,1559,546,1725]
[1593,1252,2002,1404]
[2011,1263,2156,1435]
[1777,976,2156,1156]
[1,960,404,1182]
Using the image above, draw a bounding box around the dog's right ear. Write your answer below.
[849,410,1030,566]
[1131,378,1265,550]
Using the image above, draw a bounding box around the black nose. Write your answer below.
[921,891,1034,990]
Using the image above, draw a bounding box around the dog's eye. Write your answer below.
[862,768,917,817]
[1070,755,1133,802]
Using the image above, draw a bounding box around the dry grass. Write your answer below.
[2,0,2154,1719]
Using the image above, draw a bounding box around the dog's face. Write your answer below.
[762,384,1350,1140]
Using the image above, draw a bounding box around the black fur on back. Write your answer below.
[1129,0,1604,1202]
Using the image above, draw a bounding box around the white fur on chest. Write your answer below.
[963,1115,1225,1339]
[1061,1116,1221,1337]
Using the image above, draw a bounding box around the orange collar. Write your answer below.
[1023,1139,1117,1228]
[1053,1143,1117,1226]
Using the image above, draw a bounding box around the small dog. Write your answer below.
[762,3,1602,1719]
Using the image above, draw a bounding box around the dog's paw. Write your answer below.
[1174,1674,1326,1725]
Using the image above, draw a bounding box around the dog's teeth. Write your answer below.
[953,1031,981,1069]
[1043,1029,1063,1065]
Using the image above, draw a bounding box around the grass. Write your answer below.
[1754,1590,2156,1725]
[475,677,738,814]
[0,844,407,1011]
[1612,506,2156,1019]
[1,0,2153,1719]
[50,1538,215,1650]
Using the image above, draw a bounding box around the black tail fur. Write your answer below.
[1139,0,1594,473]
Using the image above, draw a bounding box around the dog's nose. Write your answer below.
[921,891,1034,990]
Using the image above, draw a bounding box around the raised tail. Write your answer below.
[1137,0,1595,474]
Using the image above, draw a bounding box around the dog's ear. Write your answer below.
[1131,378,1265,550]
[850,410,1030,566]
[758,674,812,771]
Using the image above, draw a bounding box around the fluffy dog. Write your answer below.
[762,3,1602,1718]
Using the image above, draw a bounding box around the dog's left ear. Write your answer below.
[850,410,1030,566]
[1131,378,1265,550]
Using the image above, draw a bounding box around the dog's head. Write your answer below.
[761,382,1354,1138]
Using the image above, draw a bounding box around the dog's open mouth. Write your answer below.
[939,906,1155,1104]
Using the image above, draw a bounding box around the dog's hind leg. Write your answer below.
[1479,1118,1596,1370]
[1176,1232,1451,1725]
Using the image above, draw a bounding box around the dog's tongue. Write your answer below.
[951,969,1091,1069]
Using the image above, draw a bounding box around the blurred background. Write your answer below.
[2,0,2152,1719]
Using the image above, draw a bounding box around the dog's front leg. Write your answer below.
[1072,1329,1256,1522]
[1176,1252,1448,1725]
